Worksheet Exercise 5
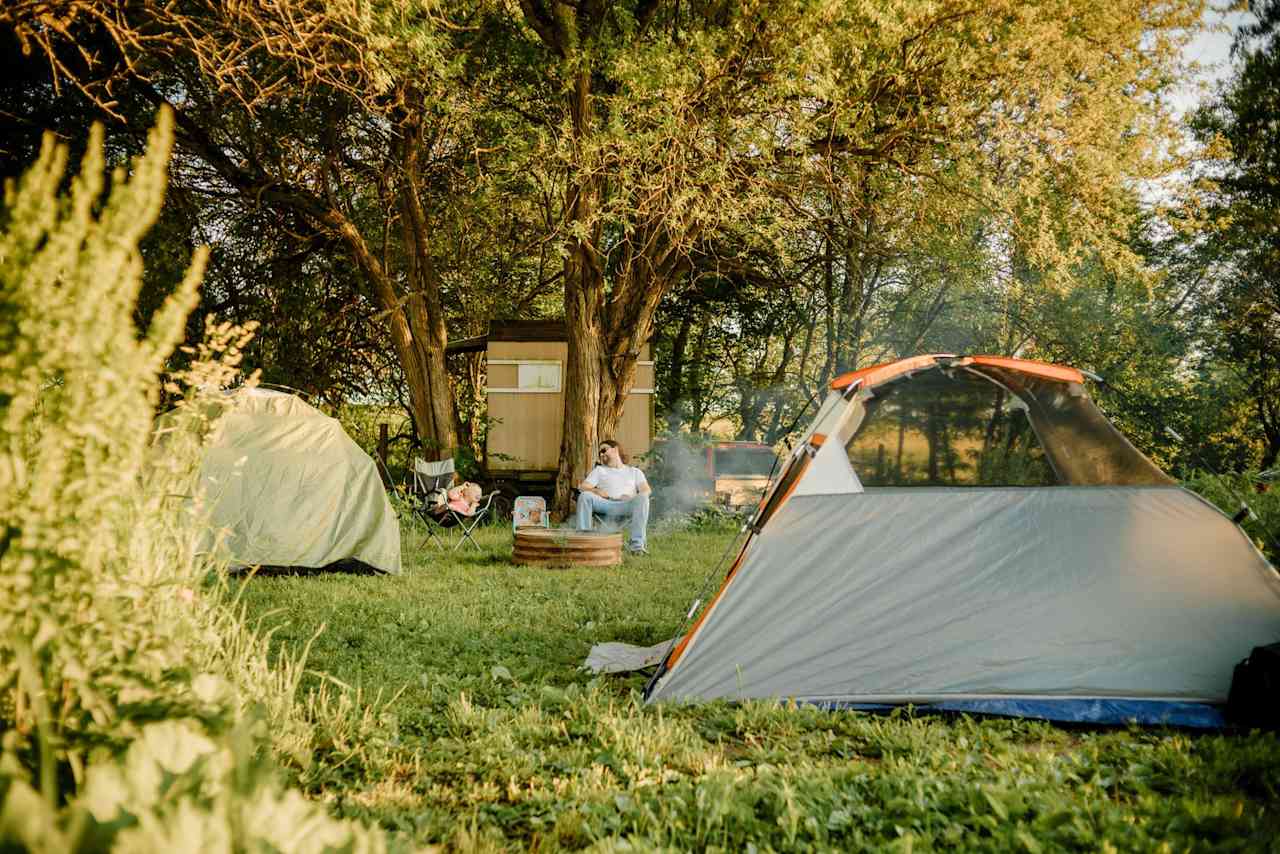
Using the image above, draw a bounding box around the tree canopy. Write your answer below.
[8,0,1278,497]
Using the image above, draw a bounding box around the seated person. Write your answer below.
[576,438,651,554]
[426,481,482,517]
[447,481,482,515]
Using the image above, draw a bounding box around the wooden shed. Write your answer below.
[448,321,654,486]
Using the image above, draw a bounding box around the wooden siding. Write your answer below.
[486,340,653,473]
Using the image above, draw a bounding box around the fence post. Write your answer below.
[377,423,390,486]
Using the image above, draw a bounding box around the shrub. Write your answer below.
[0,113,401,851]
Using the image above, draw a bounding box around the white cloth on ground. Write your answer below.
[584,639,675,674]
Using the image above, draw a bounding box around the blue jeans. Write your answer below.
[576,493,650,549]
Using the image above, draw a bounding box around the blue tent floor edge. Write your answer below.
[804,698,1226,729]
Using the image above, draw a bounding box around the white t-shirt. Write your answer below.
[583,464,649,500]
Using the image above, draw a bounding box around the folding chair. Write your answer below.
[451,490,498,552]
[411,457,457,550]
[512,496,550,532]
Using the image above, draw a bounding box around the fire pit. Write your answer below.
[513,528,623,567]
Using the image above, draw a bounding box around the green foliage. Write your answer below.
[0,108,207,778]
[237,526,1280,850]
[3,0,1221,472]
[0,719,393,853]
[682,503,748,534]
[0,114,401,851]
[1180,0,1280,469]
[337,403,414,480]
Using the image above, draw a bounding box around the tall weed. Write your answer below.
[0,113,401,850]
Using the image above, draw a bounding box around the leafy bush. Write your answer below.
[335,403,414,483]
[683,503,748,534]
[0,719,392,853]
[0,113,402,851]
[0,112,207,783]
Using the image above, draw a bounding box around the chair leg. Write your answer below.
[454,522,480,551]
[453,510,488,551]
[416,510,450,550]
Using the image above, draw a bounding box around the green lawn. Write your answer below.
[238,519,1280,852]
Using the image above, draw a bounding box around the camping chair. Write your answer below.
[411,457,458,550]
[449,490,498,552]
[410,457,498,552]
[512,496,550,532]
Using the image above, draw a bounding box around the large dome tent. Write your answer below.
[645,355,1280,726]
[193,386,401,574]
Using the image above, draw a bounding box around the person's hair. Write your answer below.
[600,438,628,463]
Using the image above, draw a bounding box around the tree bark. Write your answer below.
[556,248,606,516]
[552,60,607,517]
[689,314,710,431]
[394,110,462,453]
[326,211,447,451]
[555,253,677,514]
[154,93,461,454]
[664,310,694,432]
[519,1,691,515]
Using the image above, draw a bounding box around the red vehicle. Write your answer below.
[704,442,779,507]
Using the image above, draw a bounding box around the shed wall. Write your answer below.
[486,341,653,473]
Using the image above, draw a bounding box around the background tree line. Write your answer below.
[2,0,1276,510]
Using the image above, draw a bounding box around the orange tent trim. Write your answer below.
[829,354,944,391]
[830,354,1085,391]
[664,542,749,670]
[664,435,823,674]
[968,355,1084,385]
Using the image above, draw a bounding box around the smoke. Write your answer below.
[553,434,713,534]
[556,433,782,534]
[647,433,714,519]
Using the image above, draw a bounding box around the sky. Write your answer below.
[1168,5,1255,118]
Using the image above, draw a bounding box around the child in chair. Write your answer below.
[445,481,482,516]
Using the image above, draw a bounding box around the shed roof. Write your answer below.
[445,321,654,355]
[445,321,567,355]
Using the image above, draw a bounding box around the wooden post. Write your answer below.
[377,423,390,486]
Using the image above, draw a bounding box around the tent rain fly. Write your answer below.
[644,355,1280,727]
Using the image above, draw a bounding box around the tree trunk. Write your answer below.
[821,235,838,384]
[689,315,710,431]
[1261,438,1280,472]
[554,249,677,515]
[896,408,907,480]
[664,311,694,432]
[737,386,765,441]
[556,261,606,517]
[519,1,693,515]
[325,212,455,454]
[552,62,607,518]
[159,98,460,456]
[394,116,462,455]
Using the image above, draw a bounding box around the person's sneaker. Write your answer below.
[628,545,649,556]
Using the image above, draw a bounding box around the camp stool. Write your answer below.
[512,496,550,532]
[411,457,458,550]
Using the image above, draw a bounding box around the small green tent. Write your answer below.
[199,388,401,574]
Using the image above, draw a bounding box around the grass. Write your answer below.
[237,517,1280,852]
